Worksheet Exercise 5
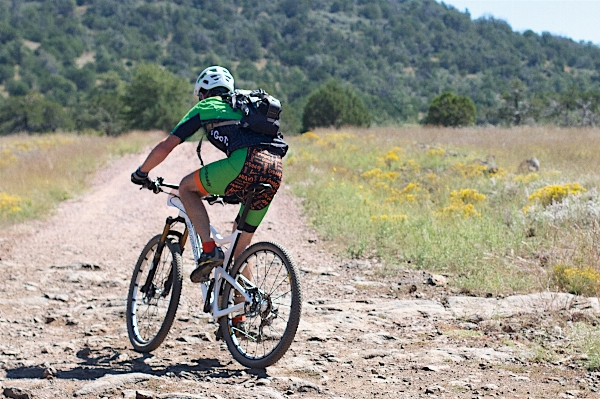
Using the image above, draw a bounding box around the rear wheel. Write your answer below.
[219,241,302,368]
[126,235,183,352]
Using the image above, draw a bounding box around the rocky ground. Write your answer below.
[1,142,600,399]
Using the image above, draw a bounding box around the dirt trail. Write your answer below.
[0,142,599,399]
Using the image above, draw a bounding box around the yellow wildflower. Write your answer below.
[427,148,446,157]
[513,173,540,184]
[527,183,586,208]
[0,192,23,214]
[450,188,486,205]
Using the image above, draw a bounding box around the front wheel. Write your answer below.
[126,235,183,352]
[219,241,302,368]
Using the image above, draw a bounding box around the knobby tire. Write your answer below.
[219,241,302,368]
[126,235,183,352]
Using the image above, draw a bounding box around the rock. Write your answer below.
[195,332,214,342]
[42,366,57,379]
[44,293,69,302]
[78,262,101,270]
[344,261,371,269]
[155,393,207,399]
[176,336,202,344]
[422,365,448,372]
[73,373,155,396]
[3,387,32,399]
[478,320,501,333]
[448,292,582,319]
[363,349,390,359]
[122,390,136,399]
[77,347,92,358]
[425,385,445,394]
[427,274,448,287]
[117,353,130,362]
[458,322,479,330]
[136,390,155,399]
[288,377,322,393]
[256,378,271,386]
[483,383,499,391]
[501,323,519,333]
[56,294,69,302]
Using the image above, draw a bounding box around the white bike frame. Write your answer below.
[167,191,251,319]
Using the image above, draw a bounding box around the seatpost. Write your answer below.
[226,184,271,269]
[237,189,257,232]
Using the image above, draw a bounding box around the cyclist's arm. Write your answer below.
[139,135,182,173]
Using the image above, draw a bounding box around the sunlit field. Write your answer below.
[0,131,160,226]
[285,126,600,296]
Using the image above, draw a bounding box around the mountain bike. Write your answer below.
[125,177,302,368]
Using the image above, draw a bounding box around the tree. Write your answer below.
[302,80,371,131]
[496,79,528,126]
[423,92,476,127]
[0,92,68,134]
[121,64,191,132]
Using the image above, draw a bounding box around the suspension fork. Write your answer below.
[141,216,180,295]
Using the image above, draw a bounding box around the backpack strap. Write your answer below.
[204,120,239,131]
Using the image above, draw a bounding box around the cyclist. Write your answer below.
[131,65,288,285]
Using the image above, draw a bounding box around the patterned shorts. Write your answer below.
[197,147,283,232]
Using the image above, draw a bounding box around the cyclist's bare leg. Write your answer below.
[234,229,253,260]
[179,173,211,244]
[233,222,254,307]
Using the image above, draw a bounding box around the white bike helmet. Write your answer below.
[194,66,234,97]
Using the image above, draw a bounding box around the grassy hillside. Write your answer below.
[1,0,600,134]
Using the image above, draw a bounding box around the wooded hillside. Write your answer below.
[1,0,600,133]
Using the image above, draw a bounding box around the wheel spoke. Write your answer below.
[127,237,182,352]
[221,242,301,367]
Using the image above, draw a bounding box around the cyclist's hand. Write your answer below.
[131,167,152,189]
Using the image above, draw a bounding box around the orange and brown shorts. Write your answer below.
[197,147,283,232]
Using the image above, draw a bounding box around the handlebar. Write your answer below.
[146,177,242,205]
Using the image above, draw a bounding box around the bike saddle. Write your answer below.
[248,183,273,195]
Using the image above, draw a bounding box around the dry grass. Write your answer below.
[285,126,600,295]
[343,125,600,177]
[0,131,161,225]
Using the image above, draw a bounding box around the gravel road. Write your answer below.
[1,141,599,399]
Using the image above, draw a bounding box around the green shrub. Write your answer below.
[302,80,371,131]
[423,92,476,127]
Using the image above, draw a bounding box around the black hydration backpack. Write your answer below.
[230,89,282,137]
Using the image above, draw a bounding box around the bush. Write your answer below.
[553,265,600,296]
[302,80,371,131]
[0,92,69,134]
[5,79,29,96]
[121,63,191,132]
[423,92,476,127]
